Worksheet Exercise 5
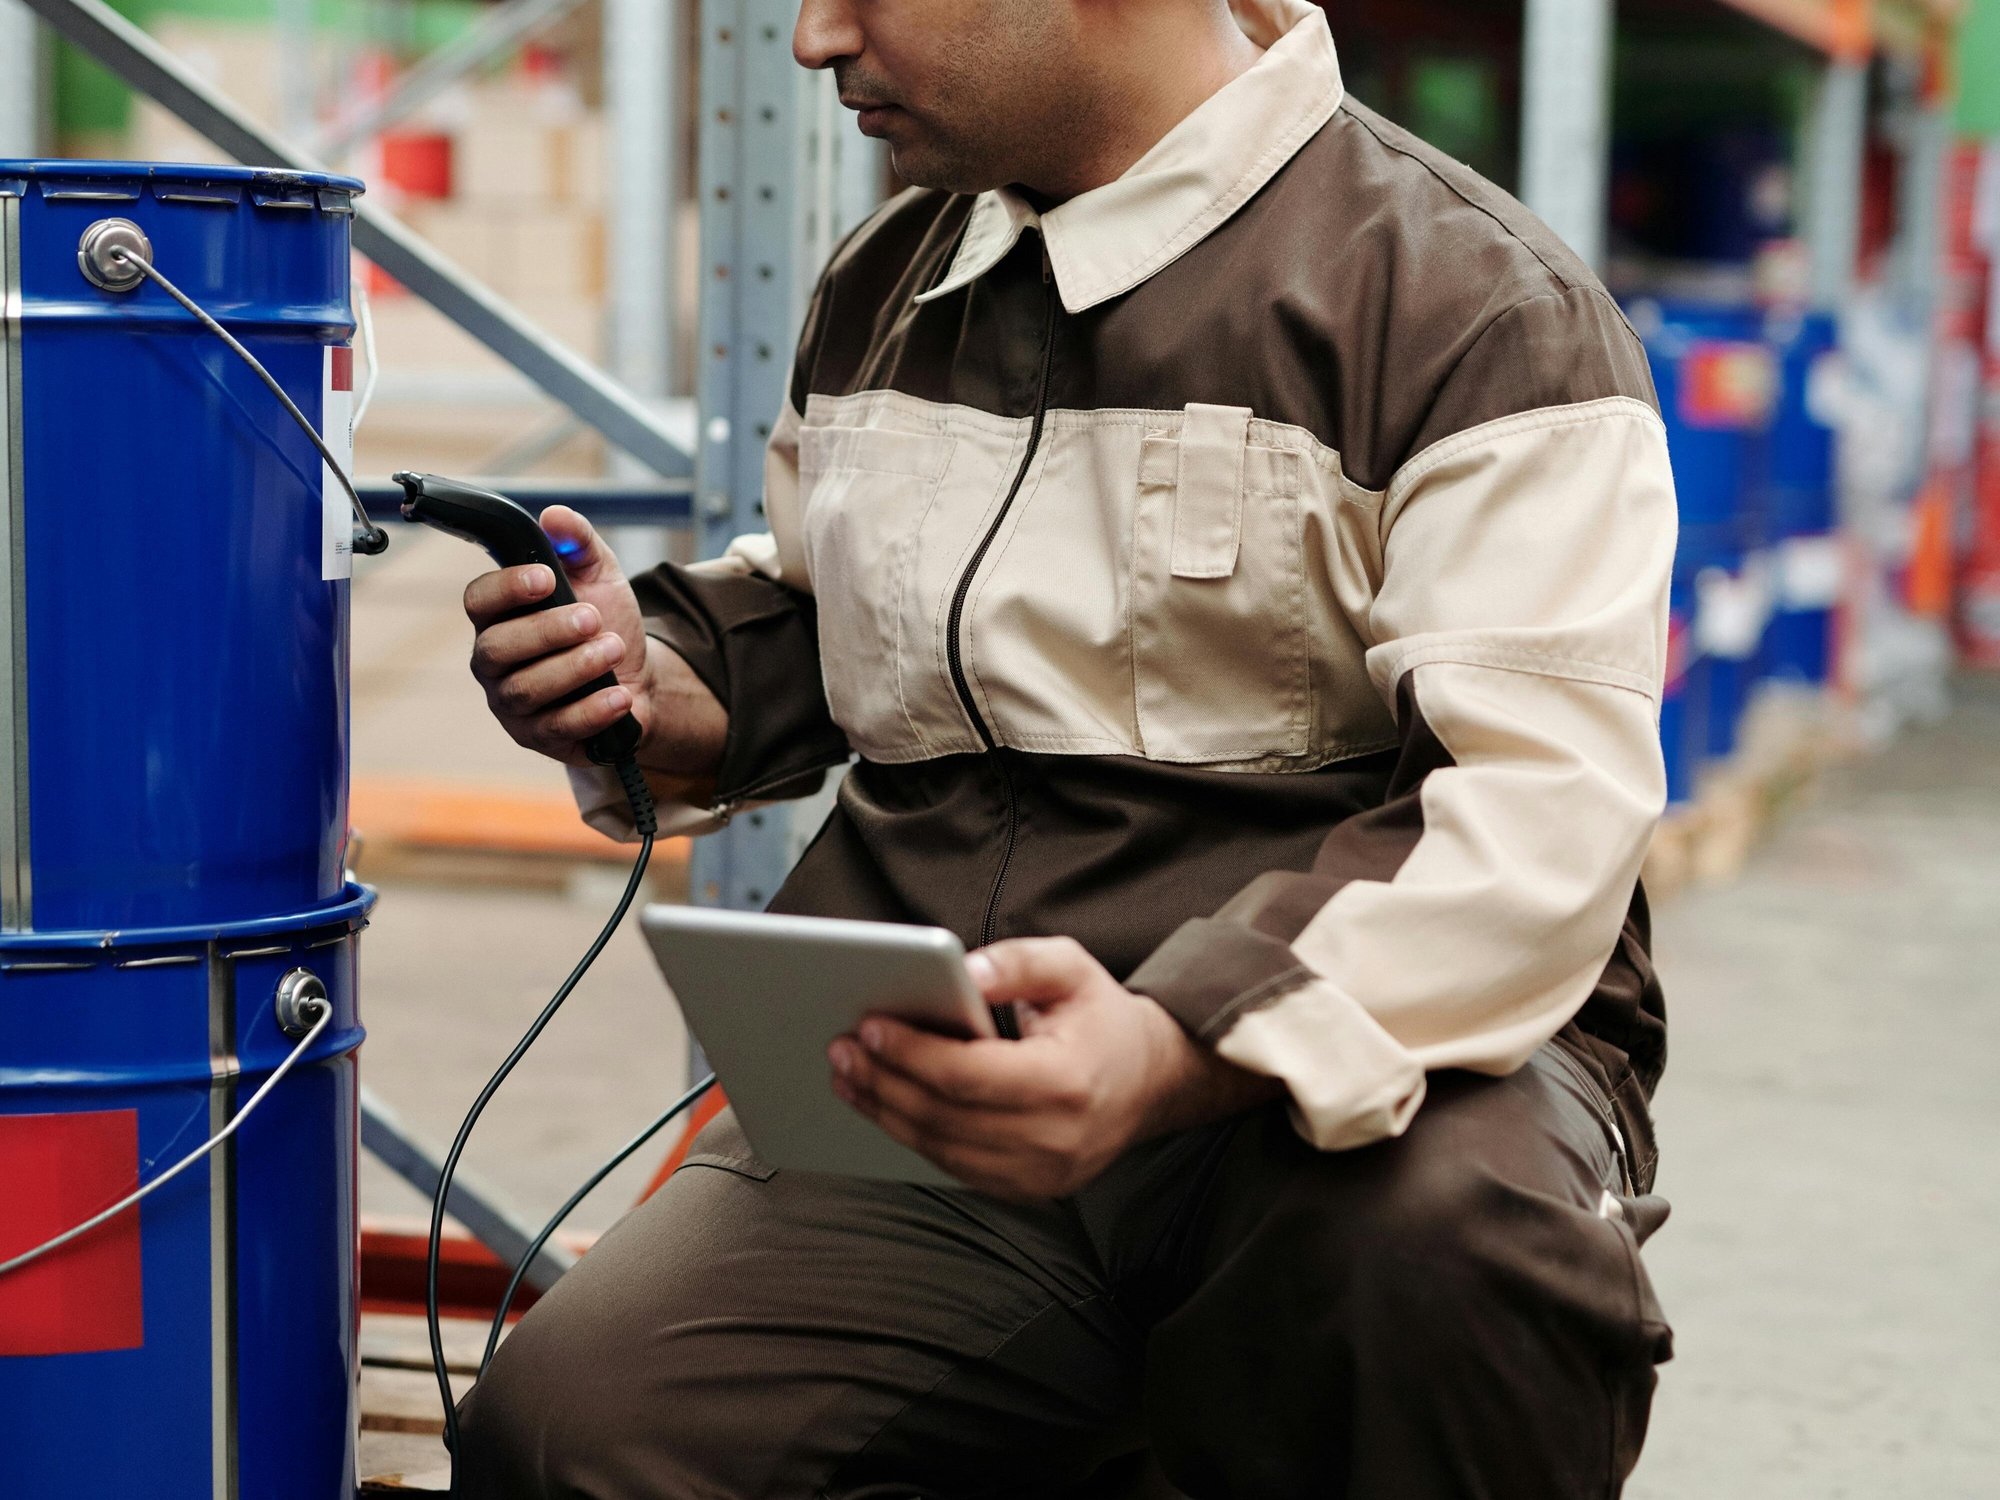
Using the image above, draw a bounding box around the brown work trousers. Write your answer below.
[456,1040,1673,1499]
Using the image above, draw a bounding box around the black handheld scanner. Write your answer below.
[393,472,644,767]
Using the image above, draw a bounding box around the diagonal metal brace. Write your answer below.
[314,0,588,160]
[14,0,692,481]
[359,1085,576,1295]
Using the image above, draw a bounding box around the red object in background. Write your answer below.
[379,132,453,201]
[1680,341,1777,429]
[358,258,404,298]
[1962,354,2000,666]
[0,1110,146,1356]
[1953,143,2000,666]
[520,42,565,85]
[358,1089,730,1321]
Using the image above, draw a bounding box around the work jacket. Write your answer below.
[578,0,1677,1185]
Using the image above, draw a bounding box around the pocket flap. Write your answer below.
[1172,403,1253,579]
[798,423,950,481]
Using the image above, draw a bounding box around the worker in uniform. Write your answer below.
[455,0,1678,1493]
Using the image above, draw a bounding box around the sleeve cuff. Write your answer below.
[567,764,731,842]
[1127,916,1426,1152]
[1211,976,1427,1151]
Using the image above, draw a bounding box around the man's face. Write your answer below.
[794,0,1084,195]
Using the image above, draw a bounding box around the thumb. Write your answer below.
[967,937,1098,1006]
[539,505,624,588]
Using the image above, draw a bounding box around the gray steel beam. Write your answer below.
[1894,93,1949,315]
[0,1,42,159]
[601,0,686,576]
[1805,60,1869,310]
[275,0,316,146]
[360,1086,576,1294]
[315,0,586,161]
[17,0,693,480]
[1519,0,1613,270]
[605,0,682,404]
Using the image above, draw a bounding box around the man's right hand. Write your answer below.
[462,506,726,774]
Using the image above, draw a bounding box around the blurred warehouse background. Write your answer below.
[0,0,1996,1491]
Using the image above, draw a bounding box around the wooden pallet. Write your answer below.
[358,1313,489,1496]
[347,775,692,894]
[1642,688,1856,903]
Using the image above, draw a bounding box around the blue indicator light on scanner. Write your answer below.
[554,537,583,560]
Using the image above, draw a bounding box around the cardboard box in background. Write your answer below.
[354,396,605,483]
[131,20,281,165]
[454,122,600,206]
[400,202,606,302]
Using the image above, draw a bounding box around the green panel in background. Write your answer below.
[54,0,146,134]
[1959,0,2000,136]
[53,0,487,137]
[1406,57,1502,178]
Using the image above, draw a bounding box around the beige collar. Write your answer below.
[914,0,1343,315]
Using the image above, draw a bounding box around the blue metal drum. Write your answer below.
[1761,309,1841,686]
[1629,297,1777,768]
[0,161,370,1500]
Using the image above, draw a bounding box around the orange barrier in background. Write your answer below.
[350,775,691,866]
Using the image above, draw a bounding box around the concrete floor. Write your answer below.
[1630,675,2000,1497]
[351,548,2000,1491]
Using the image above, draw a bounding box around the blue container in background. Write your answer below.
[0,161,370,1500]
[1760,308,1841,686]
[1658,576,1699,806]
[1629,297,1778,769]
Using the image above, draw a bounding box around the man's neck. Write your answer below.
[1025,4,1266,202]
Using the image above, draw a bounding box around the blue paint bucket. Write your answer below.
[1659,577,1697,806]
[1628,297,1777,768]
[0,161,371,1500]
[1760,309,1840,687]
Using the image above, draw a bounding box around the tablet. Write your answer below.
[640,905,998,1186]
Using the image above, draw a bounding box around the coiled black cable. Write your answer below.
[429,761,659,1496]
[479,1072,717,1377]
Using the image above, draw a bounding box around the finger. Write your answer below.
[539,506,622,587]
[464,564,556,630]
[855,1018,1074,1112]
[842,1085,1054,1198]
[829,1040,1005,1144]
[966,937,1099,1006]
[537,683,634,744]
[469,603,602,683]
[489,634,627,717]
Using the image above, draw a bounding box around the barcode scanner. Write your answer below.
[392,471,644,768]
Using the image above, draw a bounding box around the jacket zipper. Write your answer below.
[945,254,1058,1002]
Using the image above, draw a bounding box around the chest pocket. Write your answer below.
[797,423,955,744]
[1131,404,1309,761]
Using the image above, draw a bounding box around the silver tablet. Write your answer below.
[640,905,998,1186]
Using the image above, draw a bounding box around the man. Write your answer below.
[456,0,1677,1493]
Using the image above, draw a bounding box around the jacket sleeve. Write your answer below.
[570,393,852,841]
[1127,289,1676,1150]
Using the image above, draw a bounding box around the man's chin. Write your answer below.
[885,142,1000,198]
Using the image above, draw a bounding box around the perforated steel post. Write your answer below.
[689,0,813,922]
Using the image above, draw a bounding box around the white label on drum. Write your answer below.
[322,345,355,581]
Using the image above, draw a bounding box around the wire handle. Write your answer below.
[104,245,390,557]
[0,997,332,1279]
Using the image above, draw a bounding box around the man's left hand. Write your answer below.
[828,936,1280,1198]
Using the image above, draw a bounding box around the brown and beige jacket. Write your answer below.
[578,0,1677,1177]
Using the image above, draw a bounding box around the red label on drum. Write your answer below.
[0,1109,146,1356]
